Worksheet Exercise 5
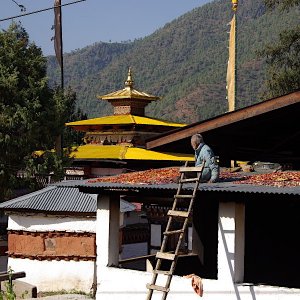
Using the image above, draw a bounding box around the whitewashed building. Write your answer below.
[1,178,300,299]
[0,186,136,294]
[57,179,300,300]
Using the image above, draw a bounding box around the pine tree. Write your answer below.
[0,23,81,201]
[262,0,300,97]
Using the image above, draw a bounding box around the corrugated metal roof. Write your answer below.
[56,180,300,196]
[3,180,298,214]
[0,186,136,213]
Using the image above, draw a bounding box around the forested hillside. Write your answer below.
[47,0,300,123]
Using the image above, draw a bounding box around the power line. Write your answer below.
[1,0,87,22]
[10,0,26,12]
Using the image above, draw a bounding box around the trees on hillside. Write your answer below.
[265,0,300,9]
[45,0,300,123]
[262,0,300,97]
[0,23,80,201]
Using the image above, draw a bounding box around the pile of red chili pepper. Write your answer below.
[88,167,300,187]
[88,167,180,185]
[233,171,300,187]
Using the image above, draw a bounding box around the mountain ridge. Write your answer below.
[47,0,300,123]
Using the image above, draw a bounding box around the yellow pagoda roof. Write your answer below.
[99,87,159,101]
[71,145,194,161]
[66,114,186,128]
[98,68,160,101]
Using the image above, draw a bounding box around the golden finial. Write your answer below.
[125,67,134,88]
[232,0,238,11]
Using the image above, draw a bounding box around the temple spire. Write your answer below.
[99,68,159,116]
[125,67,134,89]
[232,0,238,11]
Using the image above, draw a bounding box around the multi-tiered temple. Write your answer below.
[66,69,192,177]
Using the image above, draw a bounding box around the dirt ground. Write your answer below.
[26,295,92,300]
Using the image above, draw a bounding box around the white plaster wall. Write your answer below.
[7,215,96,233]
[97,267,200,300]
[95,202,300,299]
[7,258,95,293]
[218,202,236,283]
[8,212,137,233]
[96,267,300,300]
[201,279,300,300]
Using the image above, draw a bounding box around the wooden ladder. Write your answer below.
[146,161,204,300]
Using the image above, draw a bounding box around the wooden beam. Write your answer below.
[0,271,26,282]
[146,91,300,149]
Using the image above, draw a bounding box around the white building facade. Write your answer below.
[94,191,300,300]
[6,214,96,293]
[0,186,136,294]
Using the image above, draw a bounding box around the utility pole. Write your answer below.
[54,0,64,156]
[54,0,64,91]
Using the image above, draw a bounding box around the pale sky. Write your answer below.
[1,0,212,56]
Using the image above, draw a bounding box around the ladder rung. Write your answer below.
[179,166,204,172]
[174,194,193,199]
[146,283,170,293]
[153,269,172,276]
[163,229,184,235]
[167,210,189,218]
[156,252,176,261]
[180,178,199,183]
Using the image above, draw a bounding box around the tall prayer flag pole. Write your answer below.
[226,0,238,112]
[54,0,64,156]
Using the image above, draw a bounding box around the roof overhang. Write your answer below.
[66,114,186,130]
[146,90,300,164]
[71,145,194,161]
[56,180,300,204]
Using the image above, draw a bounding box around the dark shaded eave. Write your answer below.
[3,209,95,217]
[146,90,300,164]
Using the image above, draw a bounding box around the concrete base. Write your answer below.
[1,280,37,299]
[7,258,95,293]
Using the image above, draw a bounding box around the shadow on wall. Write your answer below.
[219,219,257,300]
[0,221,8,272]
[0,256,8,272]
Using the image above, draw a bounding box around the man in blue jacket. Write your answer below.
[191,134,219,183]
